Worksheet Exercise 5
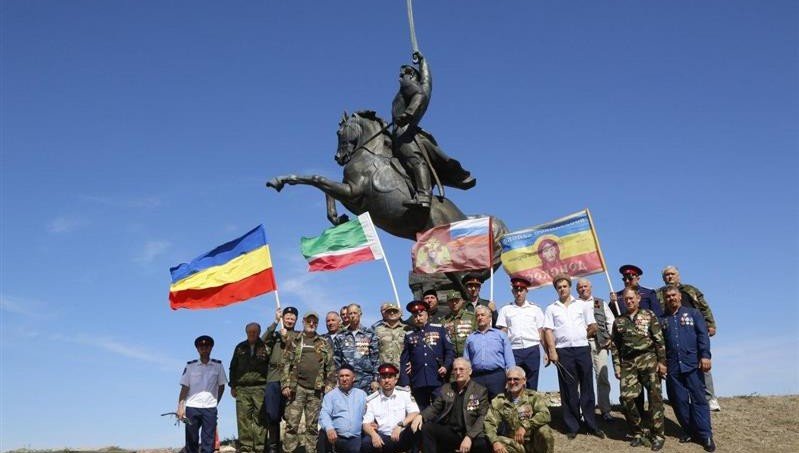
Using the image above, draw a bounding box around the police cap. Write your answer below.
[619,264,643,276]
[510,277,531,288]
[406,300,430,314]
[378,363,399,376]
[461,273,483,286]
[194,335,214,347]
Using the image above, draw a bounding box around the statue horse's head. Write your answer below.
[335,110,390,166]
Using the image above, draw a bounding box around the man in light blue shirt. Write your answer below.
[463,305,515,398]
[318,364,367,453]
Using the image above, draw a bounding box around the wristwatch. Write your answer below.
[397,421,405,428]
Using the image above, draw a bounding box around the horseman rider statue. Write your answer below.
[392,51,476,208]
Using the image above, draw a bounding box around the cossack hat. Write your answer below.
[283,306,299,316]
[406,300,430,314]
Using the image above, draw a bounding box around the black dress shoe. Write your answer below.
[678,433,693,443]
[702,437,716,452]
[567,432,577,439]
[650,438,664,451]
[591,429,606,439]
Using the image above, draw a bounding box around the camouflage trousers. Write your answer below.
[492,425,555,453]
[283,385,322,453]
[235,386,267,453]
[620,352,664,439]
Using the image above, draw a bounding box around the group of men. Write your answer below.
[175,265,718,453]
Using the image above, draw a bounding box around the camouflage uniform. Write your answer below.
[333,327,380,392]
[611,308,667,441]
[484,389,554,453]
[281,333,336,453]
[441,309,476,357]
[374,321,408,367]
[229,338,270,453]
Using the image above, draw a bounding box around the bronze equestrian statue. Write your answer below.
[267,53,507,287]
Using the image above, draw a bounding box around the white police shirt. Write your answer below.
[496,300,545,349]
[180,358,228,408]
[363,387,419,436]
[543,297,597,348]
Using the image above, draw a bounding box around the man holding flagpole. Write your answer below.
[261,307,299,453]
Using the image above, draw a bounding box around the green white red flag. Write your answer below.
[300,212,384,272]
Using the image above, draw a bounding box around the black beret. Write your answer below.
[422,289,438,298]
[282,306,299,316]
[338,363,356,373]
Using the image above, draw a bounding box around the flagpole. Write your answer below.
[366,212,401,306]
[488,216,494,302]
[585,208,619,315]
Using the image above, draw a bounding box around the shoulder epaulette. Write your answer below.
[187,359,198,364]
[366,392,379,402]
[211,358,221,363]
[395,386,410,393]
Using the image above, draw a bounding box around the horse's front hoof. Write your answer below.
[266,178,284,192]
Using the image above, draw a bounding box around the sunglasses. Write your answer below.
[379,374,397,379]
[512,287,527,292]
[622,275,638,281]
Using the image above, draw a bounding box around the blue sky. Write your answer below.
[1,0,797,449]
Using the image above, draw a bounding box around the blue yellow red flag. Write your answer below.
[169,225,277,310]
[500,210,604,289]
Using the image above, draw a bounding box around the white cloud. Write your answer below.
[51,333,182,370]
[134,240,172,264]
[0,294,55,319]
[47,215,90,233]
[80,194,163,209]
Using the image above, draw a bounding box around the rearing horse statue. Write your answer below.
[267,110,507,282]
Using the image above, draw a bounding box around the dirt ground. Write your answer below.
[9,395,798,453]
[550,395,799,453]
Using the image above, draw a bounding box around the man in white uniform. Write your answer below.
[496,276,546,390]
[177,335,228,453]
[361,363,421,452]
